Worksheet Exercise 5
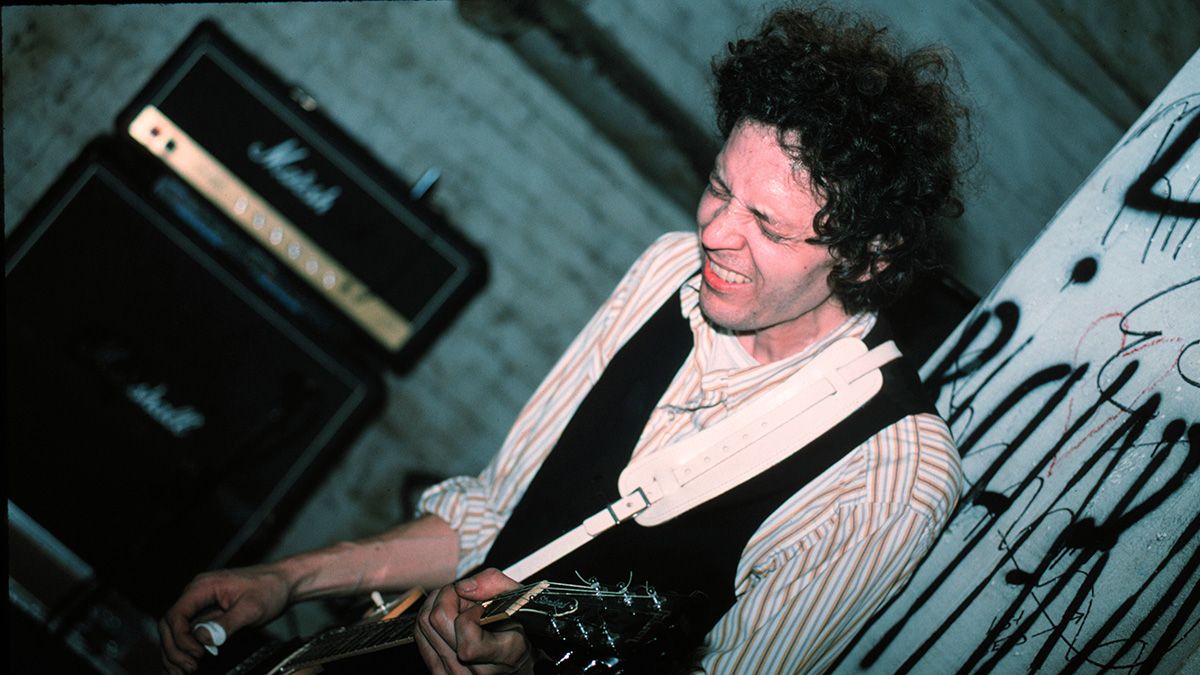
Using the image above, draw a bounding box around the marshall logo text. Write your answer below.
[247,138,342,215]
[126,382,207,438]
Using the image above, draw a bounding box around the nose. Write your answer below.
[699,199,746,250]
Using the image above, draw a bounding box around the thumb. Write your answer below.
[455,567,520,601]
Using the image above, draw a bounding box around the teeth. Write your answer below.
[711,260,751,284]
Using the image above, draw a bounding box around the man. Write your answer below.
[160,4,970,673]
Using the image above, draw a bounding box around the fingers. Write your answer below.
[453,567,520,602]
[158,567,287,674]
[159,615,199,675]
[162,619,229,673]
[160,585,213,668]
[414,577,533,675]
[160,609,208,673]
[453,611,532,671]
[416,582,469,674]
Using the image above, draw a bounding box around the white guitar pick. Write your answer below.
[193,621,226,655]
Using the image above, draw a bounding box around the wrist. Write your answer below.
[271,543,353,602]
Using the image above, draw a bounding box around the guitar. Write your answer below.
[210,578,699,674]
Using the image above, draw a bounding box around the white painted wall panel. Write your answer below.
[836,53,1200,674]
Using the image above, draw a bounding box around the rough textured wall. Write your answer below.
[835,54,1200,674]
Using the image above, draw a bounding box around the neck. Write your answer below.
[736,302,852,363]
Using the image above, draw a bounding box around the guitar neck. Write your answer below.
[273,582,550,673]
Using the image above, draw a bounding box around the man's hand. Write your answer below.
[159,565,291,675]
[414,568,535,674]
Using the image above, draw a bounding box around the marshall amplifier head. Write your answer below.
[116,19,488,374]
[5,139,384,616]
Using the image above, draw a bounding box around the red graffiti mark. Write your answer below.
[1050,313,1125,475]
[1119,335,1174,358]
[1123,338,1186,398]
[1050,338,1186,475]
[1049,316,1181,476]
[1073,313,1127,363]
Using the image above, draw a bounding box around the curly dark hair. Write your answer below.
[713,3,972,314]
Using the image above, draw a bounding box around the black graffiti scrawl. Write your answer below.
[834,55,1200,674]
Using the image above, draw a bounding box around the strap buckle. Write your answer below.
[584,488,651,536]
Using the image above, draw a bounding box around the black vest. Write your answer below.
[480,289,935,653]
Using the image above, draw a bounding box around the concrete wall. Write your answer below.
[835,54,1200,674]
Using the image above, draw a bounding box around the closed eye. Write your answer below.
[706,174,731,199]
[758,223,788,243]
[749,209,789,243]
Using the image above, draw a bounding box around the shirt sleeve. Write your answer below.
[699,413,963,674]
[417,232,701,577]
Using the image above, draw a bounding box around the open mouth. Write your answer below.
[705,257,752,286]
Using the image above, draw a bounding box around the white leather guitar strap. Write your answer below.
[502,337,901,582]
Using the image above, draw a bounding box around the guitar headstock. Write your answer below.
[482,578,696,665]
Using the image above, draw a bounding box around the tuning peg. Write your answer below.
[648,588,663,610]
[601,622,616,649]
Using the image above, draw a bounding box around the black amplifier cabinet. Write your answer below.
[116,19,488,373]
[6,139,385,621]
[6,19,487,670]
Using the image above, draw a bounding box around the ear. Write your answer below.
[859,235,895,281]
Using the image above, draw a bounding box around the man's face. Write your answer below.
[696,120,846,359]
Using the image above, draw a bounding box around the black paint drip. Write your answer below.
[1071,257,1098,283]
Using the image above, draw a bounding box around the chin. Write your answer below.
[698,296,753,334]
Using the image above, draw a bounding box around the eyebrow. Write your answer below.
[705,160,782,233]
[708,170,729,191]
[712,168,777,226]
[747,204,775,225]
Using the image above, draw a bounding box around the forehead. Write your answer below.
[717,122,820,215]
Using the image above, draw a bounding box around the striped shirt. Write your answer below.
[419,232,963,673]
